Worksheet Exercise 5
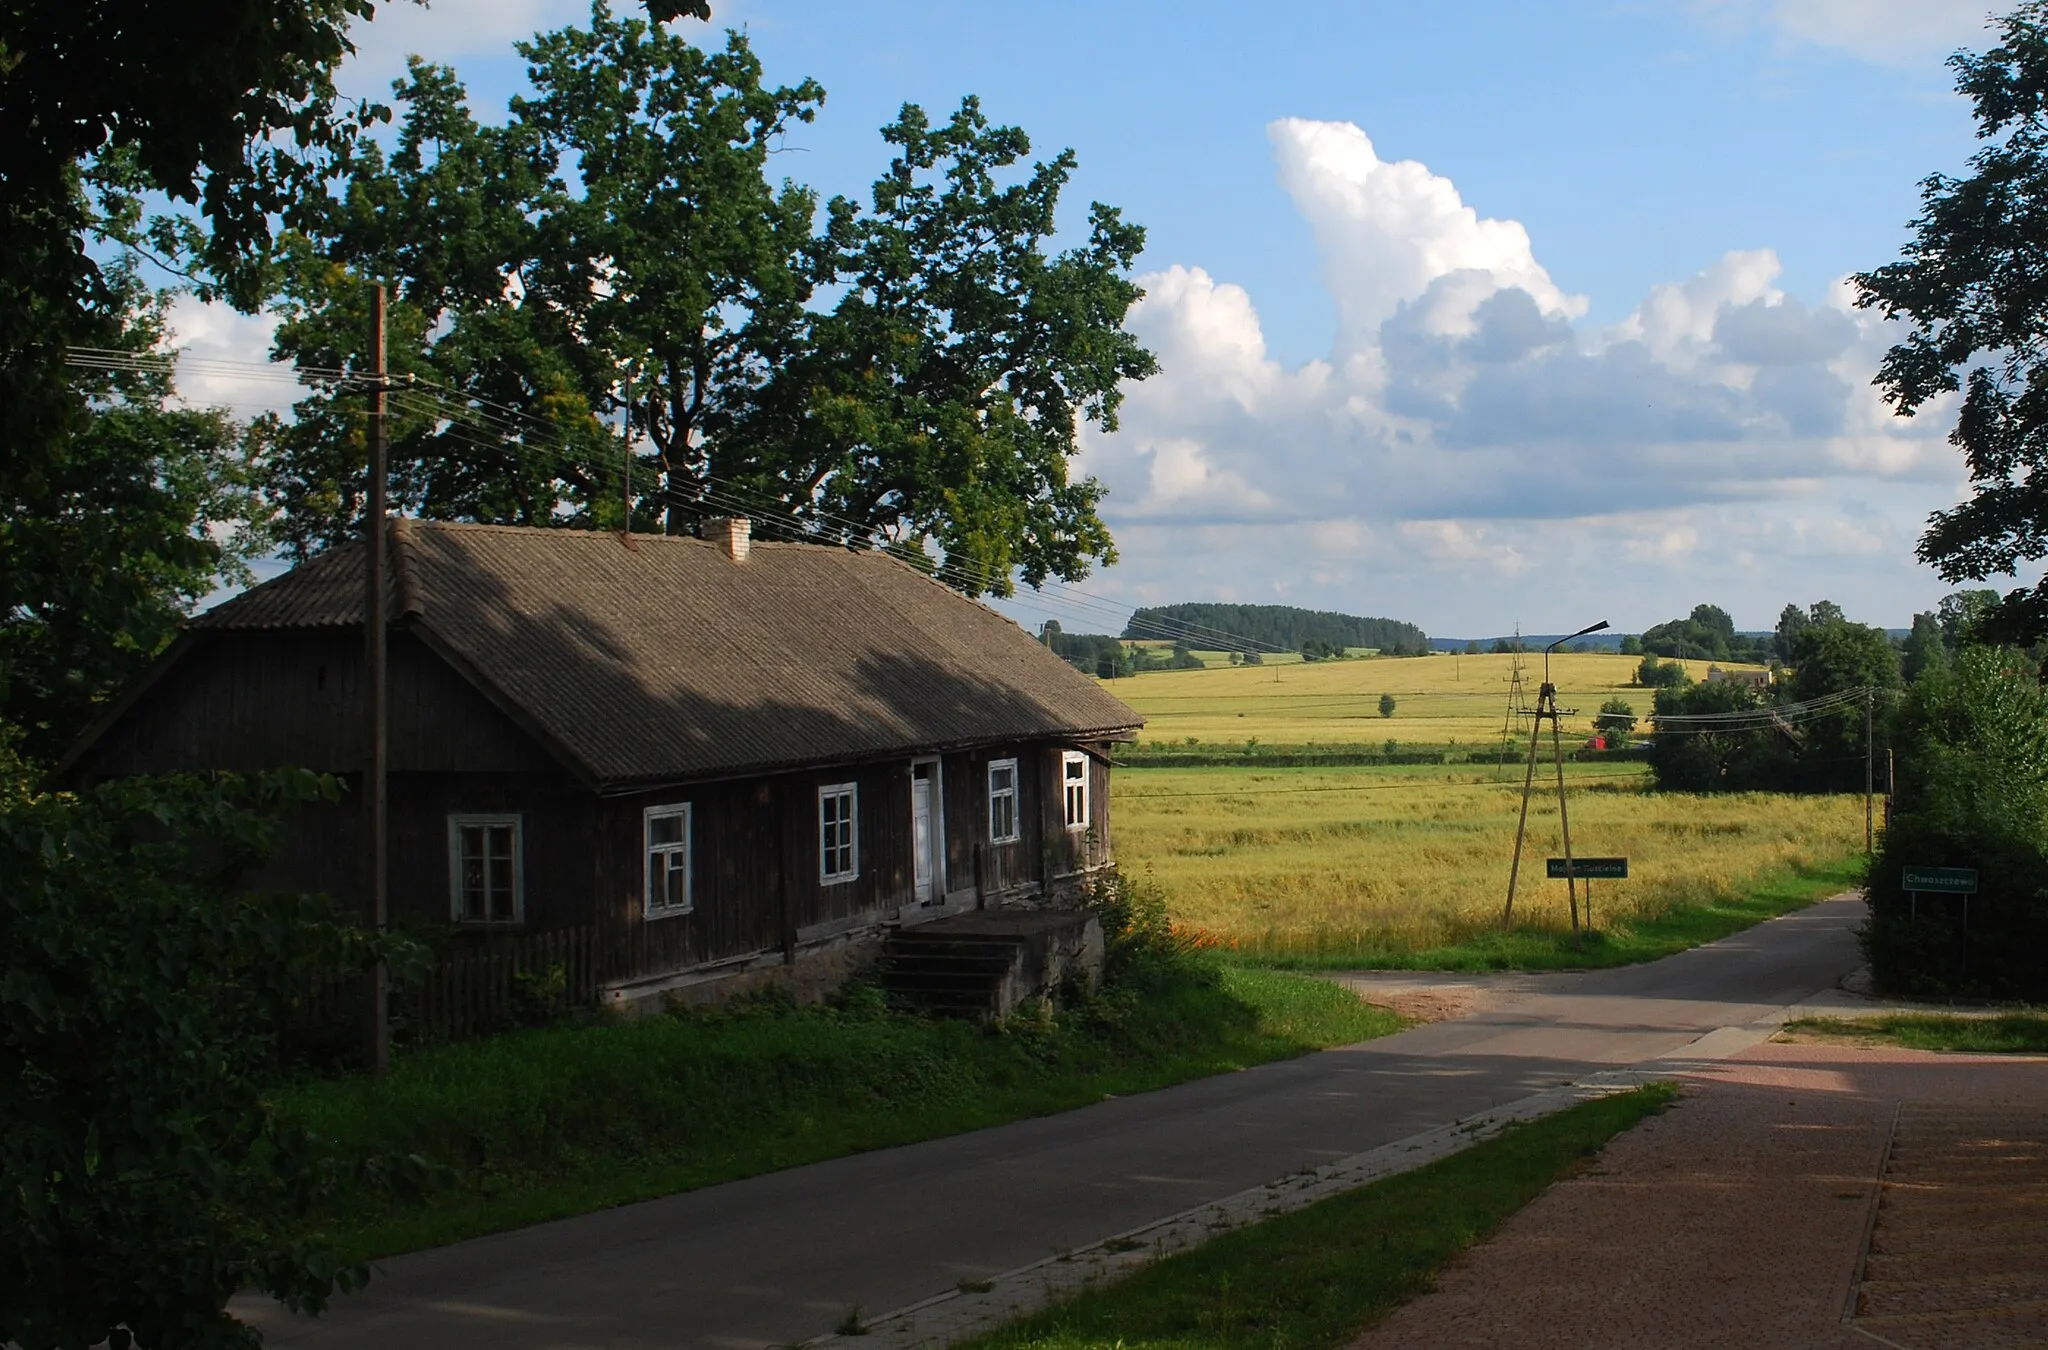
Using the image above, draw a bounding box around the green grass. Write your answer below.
[279,965,1403,1263]
[1783,1012,2048,1054]
[958,1084,1678,1350]
[1232,853,1866,972]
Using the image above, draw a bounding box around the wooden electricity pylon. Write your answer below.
[1503,620,1608,932]
[1494,638,1530,777]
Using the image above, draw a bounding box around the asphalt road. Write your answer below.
[239,893,1866,1349]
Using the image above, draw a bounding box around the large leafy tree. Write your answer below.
[1785,616,1902,791]
[0,258,270,765]
[267,13,823,555]
[1,0,388,764]
[1854,2,2048,643]
[733,97,1157,590]
[276,8,1156,591]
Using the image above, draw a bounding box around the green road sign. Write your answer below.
[1902,867,1977,894]
[1547,857,1627,880]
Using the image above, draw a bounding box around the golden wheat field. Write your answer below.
[1115,650,1754,749]
[1097,652,1859,960]
[1111,764,1863,957]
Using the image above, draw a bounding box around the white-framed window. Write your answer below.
[819,782,859,884]
[1061,751,1090,831]
[987,758,1020,843]
[644,802,692,917]
[448,814,522,924]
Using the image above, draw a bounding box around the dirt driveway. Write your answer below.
[1349,1039,2048,1350]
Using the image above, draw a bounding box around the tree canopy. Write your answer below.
[1640,603,1771,663]
[272,8,1156,593]
[1122,603,1428,655]
[1854,2,2048,643]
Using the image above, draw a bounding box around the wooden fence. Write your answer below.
[288,924,601,1059]
[400,924,599,1043]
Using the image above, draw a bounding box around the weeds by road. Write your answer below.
[958,1084,1677,1350]
[1782,1012,2048,1054]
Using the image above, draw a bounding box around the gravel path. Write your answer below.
[1349,1040,2048,1350]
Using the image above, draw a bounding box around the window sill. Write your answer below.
[644,904,694,921]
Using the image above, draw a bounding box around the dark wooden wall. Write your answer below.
[75,629,556,777]
[72,627,1125,988]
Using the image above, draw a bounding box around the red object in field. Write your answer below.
[1588,736,1606,750]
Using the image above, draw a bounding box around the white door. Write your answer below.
[912,776,936,903]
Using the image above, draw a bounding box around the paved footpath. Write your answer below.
[1352,1040,2048,1350]
[241,895,1870,1349]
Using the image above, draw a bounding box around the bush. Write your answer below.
[1636,654,1689,689]
[0,770,424,1350]
[1595,696,1637,744]
[1863,647,2048,997]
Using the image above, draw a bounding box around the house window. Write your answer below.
[644,803,692,917]
[448,814,522,923]
[988,758,1020,844]
[820,783,859,883]
[1062,751,1090,831]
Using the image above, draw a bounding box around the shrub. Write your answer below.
[1863,647,2048,997]
[0,770,425,1350]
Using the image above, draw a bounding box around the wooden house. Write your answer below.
[60,519,1144,1006]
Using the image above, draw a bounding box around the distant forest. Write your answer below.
[1124,603,1430,655]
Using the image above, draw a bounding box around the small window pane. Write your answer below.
[649,813,683,846]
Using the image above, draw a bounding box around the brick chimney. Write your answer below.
[704,515,751,561]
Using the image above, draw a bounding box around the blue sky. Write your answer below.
[181,0,2006,638]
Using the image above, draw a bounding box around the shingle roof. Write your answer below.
[197,521,1143,787]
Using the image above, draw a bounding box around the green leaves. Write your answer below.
[277,15,1155,595]
[1854,3,2048,642]
[0,771,419,1349]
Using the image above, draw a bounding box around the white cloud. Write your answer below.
[1073,117,1967,632]
[1693,0,1997,67]
[1268,119,1585,358]
[162,295,298,417]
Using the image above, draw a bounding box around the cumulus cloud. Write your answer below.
[161,295,297,417]
[1071,118,1964,631]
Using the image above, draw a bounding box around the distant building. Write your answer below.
[60,519,1142,1008]
[1704,664,1772,690]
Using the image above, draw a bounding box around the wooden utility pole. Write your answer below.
[1864,688,1875,856]
[1504,680,1579,932]
[1504,620,1607,931]
[365,283,390,1074]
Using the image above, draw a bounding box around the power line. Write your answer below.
[63,344,1311,655]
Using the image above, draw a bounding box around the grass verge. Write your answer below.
[1235,854,1865,972]
[958,1083,1678,1350]
[278,963,1402,1263]
[1782,1012,2048,1054]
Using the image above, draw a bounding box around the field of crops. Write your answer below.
[1111,650,1754,749]
[1099,652,1861,963]
[1112,763,1863,959]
